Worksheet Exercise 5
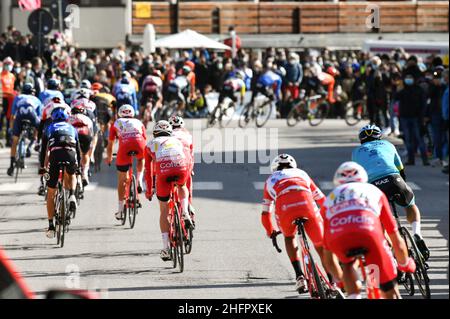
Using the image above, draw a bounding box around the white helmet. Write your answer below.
[74,88,91,100]
[118,104,135,118]
[81,79,92,89]
[153,120,173,136]
[333,161,368,186]
[271,154,297,173]
[168,115,185,128]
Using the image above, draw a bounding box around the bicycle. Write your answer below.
[346,247,382,299]
[115,152,141,229]
[50,162,73,248]
[207,97,237,128]
[344,99,367,127]
[14,120,33,183]
[272,218,343,299]
[74,170,85,217]
[239,94,274,128]
[390,195,431,299]
[286,92,330,127]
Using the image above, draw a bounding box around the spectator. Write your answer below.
[0,57,16,146]
[395,74,430,166]
[224,26,241,59]
[441,69,449,174]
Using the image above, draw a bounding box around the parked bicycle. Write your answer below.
[286,91,330,127]
[390,195,431,299]
[272,218,343,299]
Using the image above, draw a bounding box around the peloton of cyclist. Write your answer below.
[320,162,416,299]
[7,83,42,176]
[140,69,164,121]
[43,107,81,238]
[144,121,193,261]
[352,125,430,260]
[38,78,65,106]
[261,154,342,294]
[106,105,147,221]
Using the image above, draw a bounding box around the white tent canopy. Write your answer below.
[153,29,231,51]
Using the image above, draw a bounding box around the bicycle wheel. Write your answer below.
[60,193,67,248]
[128,176,138,229]
[207,106,221,128]
[239,105,252,128]
[174,205,184,273]
[55,193,62,246]
[287,104,302,127]
[255,100,273,128]
[170,213,178,269]
[185,226,193,255]
[308,251,327,299]
[221,103,237,128]
[345,100,364,126]
[398,271,415,297]
[401,227,431,299]
[309,102,329,127]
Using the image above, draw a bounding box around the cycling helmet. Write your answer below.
[271,154,297,173]
[182,65,191,75]
[359,124,382,143]
[333,162,368,186]
[22,83,35,95]
[235,70,245,79]
[120,74,130,85]
[184,61,195,72]
[153,120,173,137]
[152,69,162,78]
[71,101,86,114]
[47,78,60,90]
[51,107,70,122]
[80,79,92,89]
[169,115,185,128]
[74,88,91,99]
[92,82,103,92]
[66,79,77,89]
[326,66,338,77]
[117,104,135,118]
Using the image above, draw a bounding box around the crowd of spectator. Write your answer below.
[1,25,448,173]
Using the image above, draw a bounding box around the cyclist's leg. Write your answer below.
[78,134,93,184]
[135,138,147,191]
[155,174,172,257]
[7,117,22,175]
[62,150,78,212]
[116,146,132,216]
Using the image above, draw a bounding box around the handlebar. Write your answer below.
[271,231,282,253]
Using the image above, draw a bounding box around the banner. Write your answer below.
[18,0,42,11]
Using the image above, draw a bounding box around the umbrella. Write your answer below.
[154,29,231,50]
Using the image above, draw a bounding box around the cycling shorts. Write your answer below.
[274,190,324,246]
[372,174,415,207]
[48,149,77,189]
[156,169,189,202]
[13,113,40,137]
[78,134,93,154]
[324,230,398,290]
[116,137,146,169]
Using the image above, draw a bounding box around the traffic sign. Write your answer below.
[28,9,54,36]
[50,0,70,31]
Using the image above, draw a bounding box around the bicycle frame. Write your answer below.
[355,255,381,299]
[168,183,189,245]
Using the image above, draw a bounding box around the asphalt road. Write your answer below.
[0,119,448,299]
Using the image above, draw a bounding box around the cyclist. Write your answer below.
[69,101,94,186]
[7,83,42,176]
[91,83,116,132]
[71,88,92,104]
[38,78,64,106]
[219,70,246,109]
[43,107,81,238]
[250,64,282,106]
[63,79,78,105]
[37,98,72,195]
[144,121,193,261]
[352,125,430,260]
[113,73,138,114]
[167,66,192,111]
[140,70,164,121]
[169,115,196,224]
[1,57,17,147]
[80,79,92,91]
[260,154,342,294]
[321,162,416,299]
[106,105,146,221]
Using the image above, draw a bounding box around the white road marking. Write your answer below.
[0,182,33,192]
[84,182,98,191]
[194,182,223,190]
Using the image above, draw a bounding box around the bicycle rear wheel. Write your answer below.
[344,100,364,126]
[174,205,184,273]
[308,251,327,299]
[60,193,67,248]
[287,104,302,127]
[184,226,193,255]
[255,101,273,128]
[128,176,138,229]
[221,103,236,128]
[239,105,252,128]
[207,106,221,128]
[401,227,431,299]
[309,102,329,127]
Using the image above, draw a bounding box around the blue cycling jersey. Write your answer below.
[38,89,65,106]
[46,122,79,150]
[113,83,138,112]
[352,140,404,182]
[257,71,282,100]
[11,94,43,118]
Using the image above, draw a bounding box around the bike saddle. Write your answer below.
[293,217,309,226]
[127,151,138,156]
[166,176,180,183]
[346,247,368,258]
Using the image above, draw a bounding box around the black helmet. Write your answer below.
[22,83,35,95]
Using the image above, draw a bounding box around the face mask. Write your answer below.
[289,59,296,64]
[404,78,414,86]
[15,67,21,74]
[80,53,87,63]
[5,64,13,72]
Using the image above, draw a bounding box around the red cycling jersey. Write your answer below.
[262,168,326,244]
[109,118,147,166]
[144,136,192,199]
[320,182,398,286]
[69,113,93,137]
